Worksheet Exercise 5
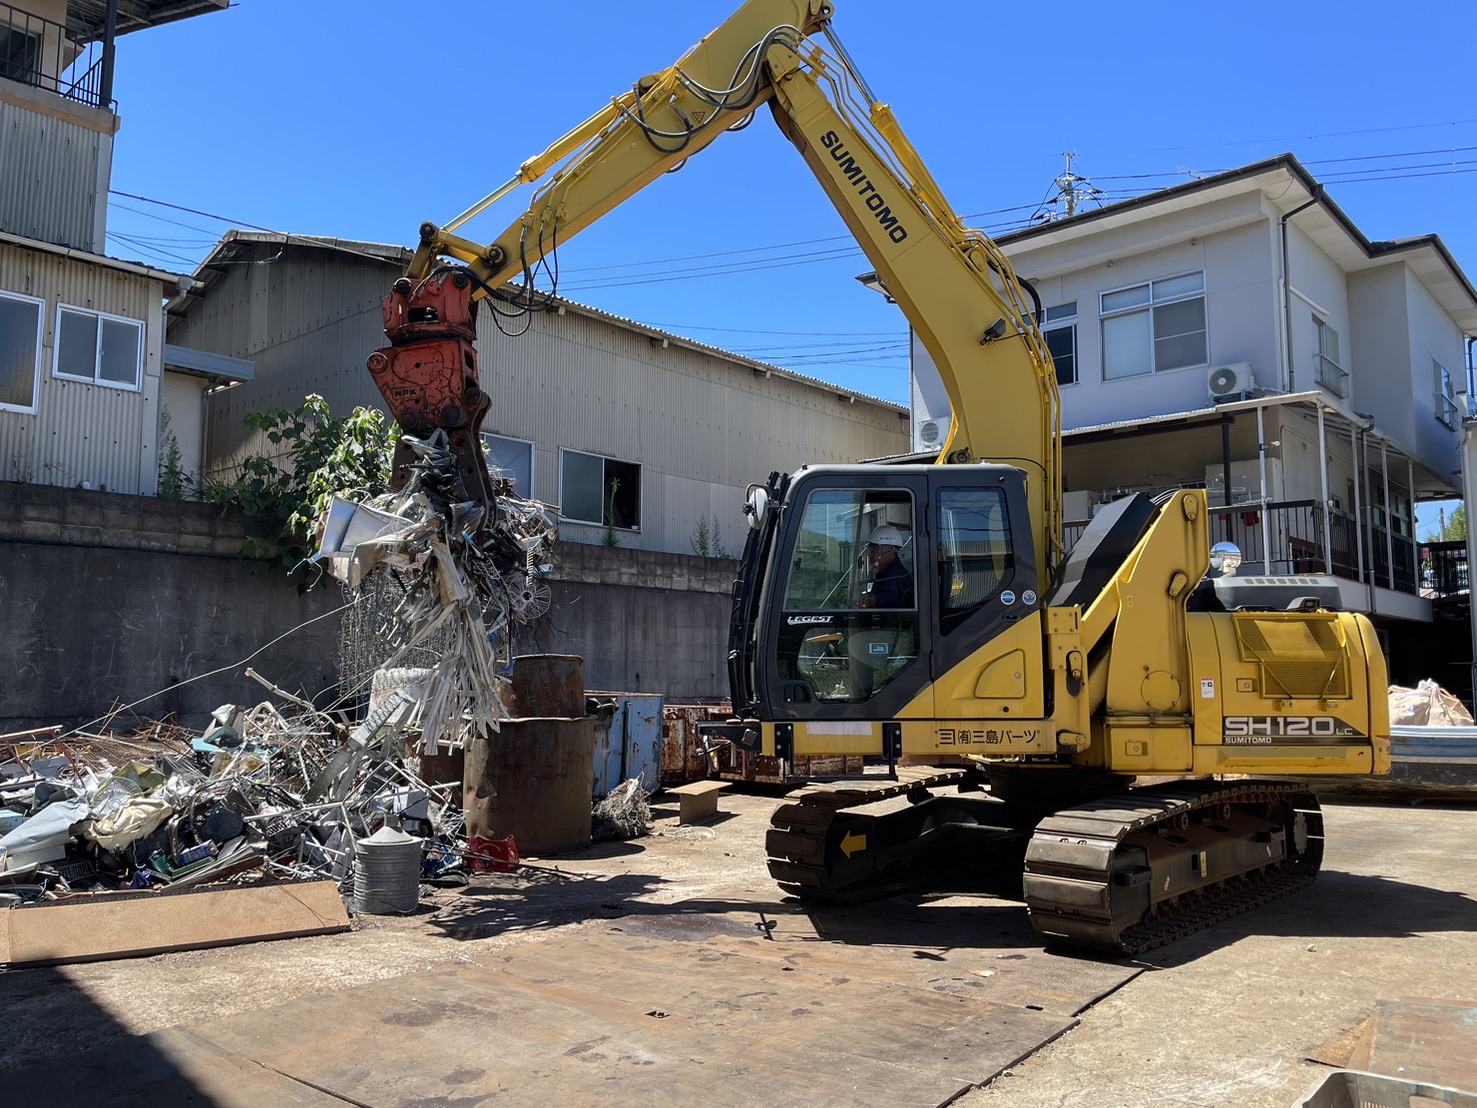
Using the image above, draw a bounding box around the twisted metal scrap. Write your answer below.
[325,433,557,753]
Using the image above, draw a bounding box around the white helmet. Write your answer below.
[867,524,905,548]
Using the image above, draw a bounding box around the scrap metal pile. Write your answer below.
[0,434,594,913]
[0,679,470,908]
[318,430,558,753]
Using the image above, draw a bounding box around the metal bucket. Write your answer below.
[352,826,422,915]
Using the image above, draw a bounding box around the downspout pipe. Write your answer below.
[1467,335,1476,411]
[1281,190,1323,393]
[99,0,119,109]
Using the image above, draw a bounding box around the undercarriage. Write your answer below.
[765,768,1324,955]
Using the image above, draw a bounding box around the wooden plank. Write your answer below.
[0,881,349,966]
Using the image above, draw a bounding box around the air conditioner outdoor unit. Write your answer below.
[915,416,951,453]
[1208,362,1253,403]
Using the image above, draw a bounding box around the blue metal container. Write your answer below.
[589,693,665,798]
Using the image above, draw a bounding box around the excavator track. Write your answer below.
[766,767,1026,902]
[768,773,1324,955]
[1023,780,1324,955]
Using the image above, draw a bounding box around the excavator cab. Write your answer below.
[729,463,1037,724]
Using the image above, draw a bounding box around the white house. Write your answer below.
[901,155,1475,639]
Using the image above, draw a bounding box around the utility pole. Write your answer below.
[1034,152,1104,223]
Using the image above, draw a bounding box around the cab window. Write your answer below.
[776,488,918,702]
[937,487,1012,634]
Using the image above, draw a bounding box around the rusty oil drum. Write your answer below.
[463,655,594,855]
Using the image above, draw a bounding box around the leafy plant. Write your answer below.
[690,513,732,558]
[157,406,193,500]
[602,477,622,547]
[201,394,397,572]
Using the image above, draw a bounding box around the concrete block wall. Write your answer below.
[0,482,342,733]
[525,543,738,701]
[1,484,740,733]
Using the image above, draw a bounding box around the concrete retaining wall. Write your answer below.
[0,483,738,733]
[526,542,737,701]
[0,482,342,733]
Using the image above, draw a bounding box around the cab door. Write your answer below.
[761,469,932,720]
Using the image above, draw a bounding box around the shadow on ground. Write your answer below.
[1139,870,1477,970]
[0,967,212,1104]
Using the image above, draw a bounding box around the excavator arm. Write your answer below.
[373,0,1061,576]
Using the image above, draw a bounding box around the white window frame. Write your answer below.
[1435,359,1458,428]
[1098,271,1208,380]
[1041,302,1078,387]
[481,431,536,496]
[558,447,642,531]
[1313,317,1347,398]
[0,289,45,414]
[52,304,144,391]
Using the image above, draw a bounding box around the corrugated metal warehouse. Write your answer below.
[167,231,909,553]
[0,235,171,495]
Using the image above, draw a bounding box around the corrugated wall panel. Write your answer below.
[172,244,906,552]
[474,303,906,552]
[0,100,104,251]
[173,244,399,472]
[0,244,160,492]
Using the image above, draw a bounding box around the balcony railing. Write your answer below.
[1421,540,1468,599]
[1314,353,1349,399]
[0,3,109,110]
[1063,496,1429,598]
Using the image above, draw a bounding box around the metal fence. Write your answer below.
[1,4,108,110]
[1063,496,1429,597]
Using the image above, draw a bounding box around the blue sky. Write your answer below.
[106,1,1476,528]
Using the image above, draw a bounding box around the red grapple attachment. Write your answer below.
[368,271,498,515]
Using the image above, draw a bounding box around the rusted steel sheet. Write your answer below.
[661,703,728,786]
[1367,998,1477,1095]
[661,704,866,786]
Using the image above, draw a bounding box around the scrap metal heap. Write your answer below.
[320,430,558,754]
[0,422,572,907]
[0,690,467,907]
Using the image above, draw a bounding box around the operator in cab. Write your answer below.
[858,525,913,609]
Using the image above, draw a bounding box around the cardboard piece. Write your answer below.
[0,880,349,966]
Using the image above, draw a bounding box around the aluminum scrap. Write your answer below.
[318,431,557,754]
[0,678,470,905]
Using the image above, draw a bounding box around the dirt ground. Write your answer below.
[2,788,1475,1107]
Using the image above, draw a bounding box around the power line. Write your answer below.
[109,189,278,233]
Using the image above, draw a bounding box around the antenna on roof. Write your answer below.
[1033,152,1104,223]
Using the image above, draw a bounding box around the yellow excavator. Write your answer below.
[367,0,1391,954]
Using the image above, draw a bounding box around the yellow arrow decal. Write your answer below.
[839,831,867,858]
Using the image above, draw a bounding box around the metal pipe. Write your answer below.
[1257,405,1272,572]
[1317,406,1333,572]
[1407,455,1419,589]
[99,0,119,108]
[1352,424,1367,585]
[1461,413,1477,712]
[1381,439,1395,590]
[1280,192,1322,393]
[1467,335,1475,406]
[1221,420,1233,507]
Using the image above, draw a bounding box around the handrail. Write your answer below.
[0,2,111,110]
